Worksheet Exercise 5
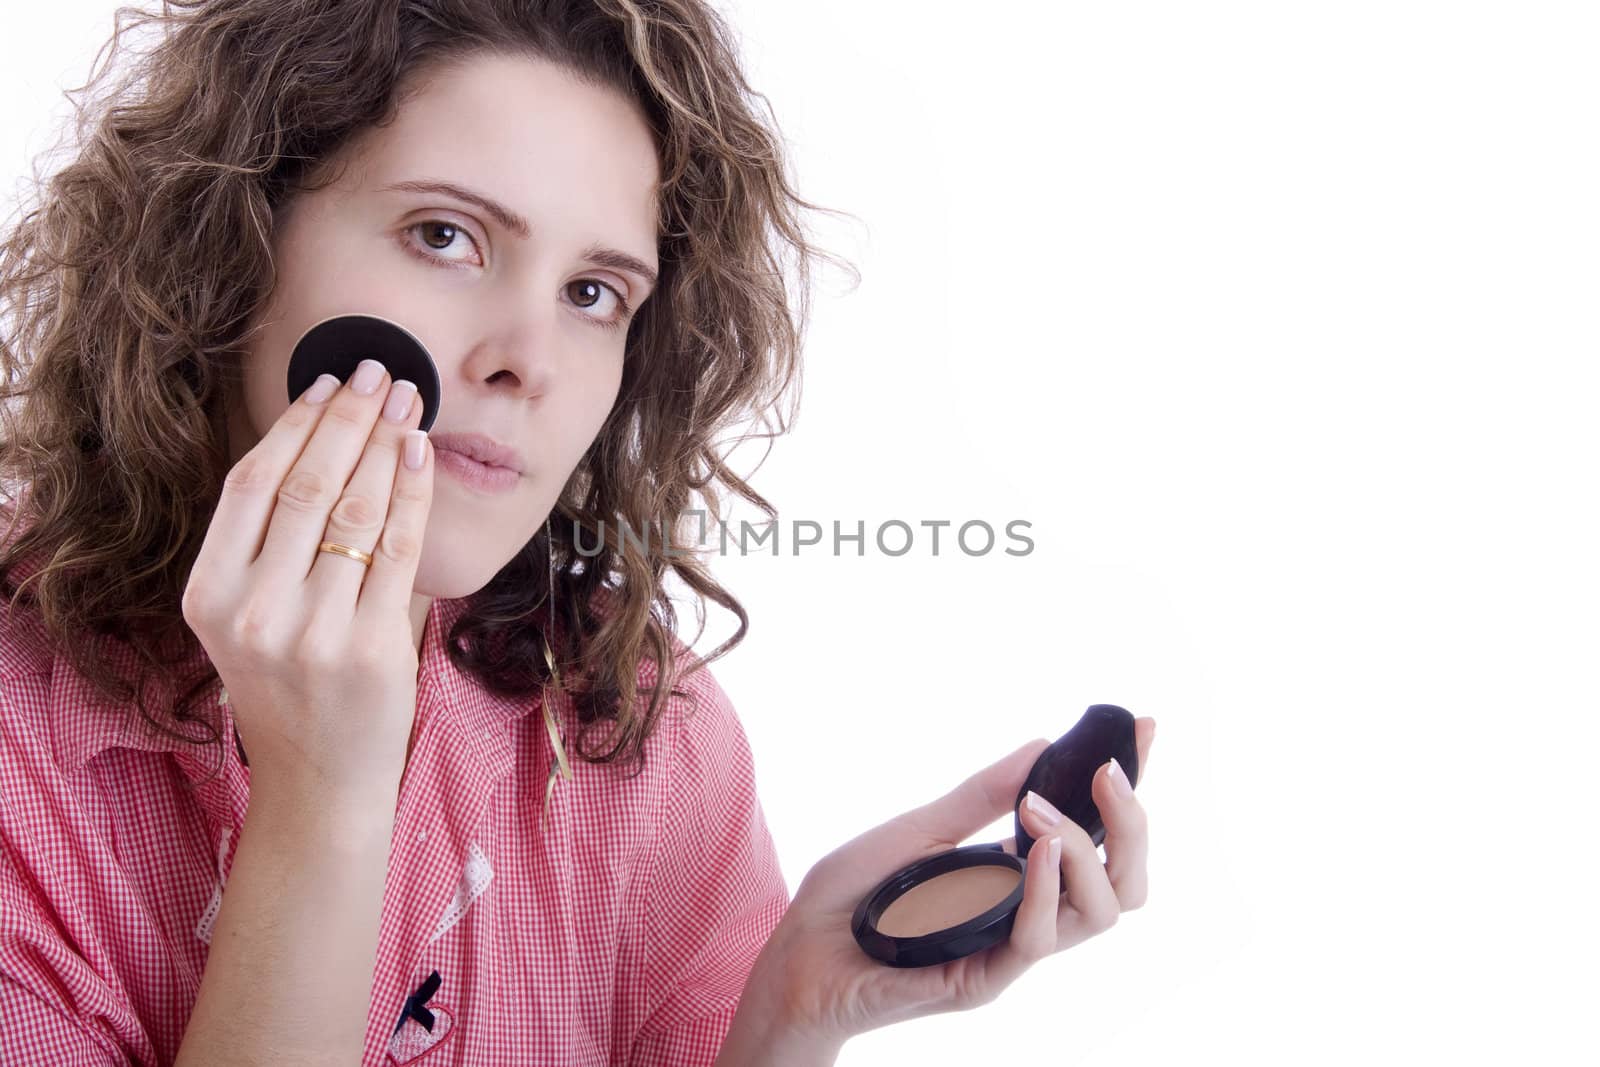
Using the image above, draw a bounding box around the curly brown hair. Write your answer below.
[0,0,857,787]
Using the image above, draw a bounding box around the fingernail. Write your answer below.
[404,430,428,470]
[304,373,339,404]
[384,379,417,421]
[1025,790,1063,827]
[352,358,386,395]
[1107,757,1133,798]
[1048,836,1062,868]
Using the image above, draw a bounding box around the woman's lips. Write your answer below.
[434,447,520,493]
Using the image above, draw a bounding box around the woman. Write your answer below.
[0,1,1156,1064]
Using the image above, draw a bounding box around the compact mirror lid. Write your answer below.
[1012,703,1139,857]
[286,313,442,431]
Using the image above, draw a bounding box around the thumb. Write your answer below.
[903,737,1051,843]
[815,737,1052,899]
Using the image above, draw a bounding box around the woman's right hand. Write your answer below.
[181,358,434,804]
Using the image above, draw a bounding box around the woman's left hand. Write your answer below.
[744,717,1155,1049]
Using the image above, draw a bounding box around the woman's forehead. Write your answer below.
[340,52,661,253]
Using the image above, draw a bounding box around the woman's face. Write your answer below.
[226,51,660,600]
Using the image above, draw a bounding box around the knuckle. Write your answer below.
[281,403,316,428]
[182,597,216,636]
[390,478,429,505]
[222,453,274,496]
[328,491,382,531]
[1014,931,1051,965]
[376,523,420,562]
[1062,821,1095,853]
[292,631,347,672]
[228,601,279,652]
[341,644,385,679]
[277,467,331,511]
[323,403,368,430]
[180,577,212,627]
[956,974,1000,1008]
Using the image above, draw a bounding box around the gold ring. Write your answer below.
[318,540,374,568]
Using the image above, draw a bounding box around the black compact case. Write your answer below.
[286,313,442,432]
[851,703,1140,968]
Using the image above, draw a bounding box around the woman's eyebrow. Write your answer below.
[378,178,658,289]
[381,178,531,237]
[580,246,658,291]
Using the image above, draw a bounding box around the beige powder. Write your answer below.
[876,865,1021,938]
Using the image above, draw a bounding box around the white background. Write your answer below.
[4,2,1596,1063]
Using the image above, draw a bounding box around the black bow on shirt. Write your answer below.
[393,970,443,1036]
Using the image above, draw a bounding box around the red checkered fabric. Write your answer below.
[0,583,790,1065]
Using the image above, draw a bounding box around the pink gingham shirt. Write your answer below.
[0,589,790,1065]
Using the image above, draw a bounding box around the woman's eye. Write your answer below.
[564,279,634,331]
[566,279,622,319]
[401,222,631,330]
[404,220,482,266]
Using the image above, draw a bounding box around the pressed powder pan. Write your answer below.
[286,313,442,431]
[852,704,1140,968]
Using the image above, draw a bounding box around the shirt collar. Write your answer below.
[46,593,543,780]
[43,615,217,778]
